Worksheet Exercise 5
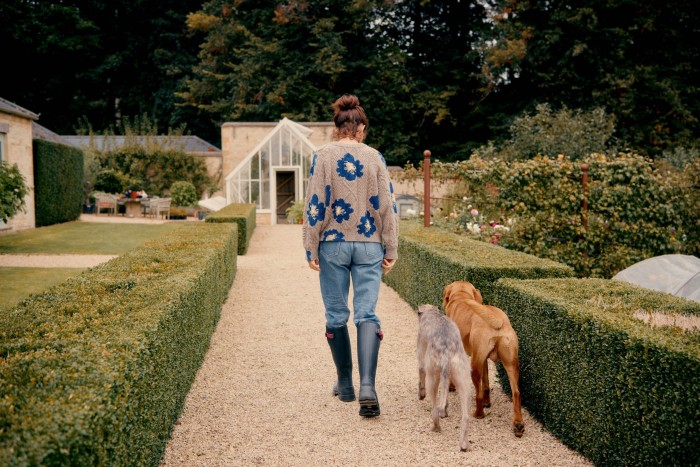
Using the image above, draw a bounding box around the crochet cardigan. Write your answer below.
[302,141,399,262]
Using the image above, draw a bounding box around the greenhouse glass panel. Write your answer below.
[271,133,281,166]
[261,179,270,209]
[251,153,260,179]
[261,149,270,179]
[251,180,260,207]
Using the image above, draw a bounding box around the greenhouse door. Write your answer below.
[275,170,296,224]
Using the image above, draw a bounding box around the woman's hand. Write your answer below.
[308,259,320,272]
[382,258,396,275]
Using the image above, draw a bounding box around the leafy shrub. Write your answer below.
[170,181,198,207]
[0,161,29,222]
[94,169,125,194]
[402,153,691,278]
[285,200,304,224]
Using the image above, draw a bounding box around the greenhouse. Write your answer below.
[224,118,319,224]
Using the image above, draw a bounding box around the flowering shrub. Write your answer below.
[0,161,29,222]
[404,153,692,278]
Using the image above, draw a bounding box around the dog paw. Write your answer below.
[472,410,485,419]
[513,423,525,437]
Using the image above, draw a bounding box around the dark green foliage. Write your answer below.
[491,278,700,466]
[205,203,256,255]
[382,220,573,309]
[481,0,700,157]
[0,223,238,466]
[0,0,207,142]
[32,139,83,227]
[94,169,125,194]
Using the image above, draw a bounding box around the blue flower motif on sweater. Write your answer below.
[306,194,325,226]
[357,211,376,238]
[323,230,345,241]
[306,250,312,260]
[378,152,387,167]
[369,195,380,210]
[331,199,353,223]
[390,182,397,213]
[310,152,318,176]
[325,185,331,206]
[336,153,364,181]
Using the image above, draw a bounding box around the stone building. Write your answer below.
[0,97,38,233]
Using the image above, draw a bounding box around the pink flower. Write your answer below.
[470,209,479,216]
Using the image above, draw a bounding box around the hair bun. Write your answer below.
[335,94,360,111]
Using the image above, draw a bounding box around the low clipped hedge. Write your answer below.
[205,203,256,255]
[0,223,238,466]
[491,278,700,466]
[383,220,574,308]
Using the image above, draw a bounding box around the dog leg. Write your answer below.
[418,364,426,400]
[451,354,472,452]
[481,360,491,408]
[426,367,442,431]
[502,351,525,437]
[470,353,486,419]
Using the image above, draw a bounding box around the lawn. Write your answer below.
[0,267,86,311]
[0,221,187,310]
[0,221,183,255]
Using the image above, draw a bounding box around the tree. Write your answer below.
[477,103,616,160]
[0,0,206,141]
[478,0,700,157]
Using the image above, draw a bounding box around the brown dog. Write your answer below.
[442,280,524,437]
[416,304,471,452]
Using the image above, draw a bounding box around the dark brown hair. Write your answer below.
[331,94,368,142]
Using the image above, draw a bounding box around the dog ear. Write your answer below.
[474,287,484,304]
[442,283,452,308]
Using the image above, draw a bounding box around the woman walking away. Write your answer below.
[303,94,399,418]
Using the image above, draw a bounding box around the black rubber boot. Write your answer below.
[326,325,356,402]
[357,321,382,417]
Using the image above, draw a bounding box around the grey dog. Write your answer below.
[416,304,471,452]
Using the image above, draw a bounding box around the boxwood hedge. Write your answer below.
[490,278,700,466]
[205,203,256,255]
[0,223,238,466]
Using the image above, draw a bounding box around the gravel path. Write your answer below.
[158,224,592,466]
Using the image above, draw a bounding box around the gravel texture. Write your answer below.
[159,224,592,466]
[2,217,592,465]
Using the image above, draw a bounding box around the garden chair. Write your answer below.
[153,198,171,219]
[95,193,118,215]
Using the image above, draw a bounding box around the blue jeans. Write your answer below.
[319,241,384,328]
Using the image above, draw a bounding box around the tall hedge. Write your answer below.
[33,139,84,226]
